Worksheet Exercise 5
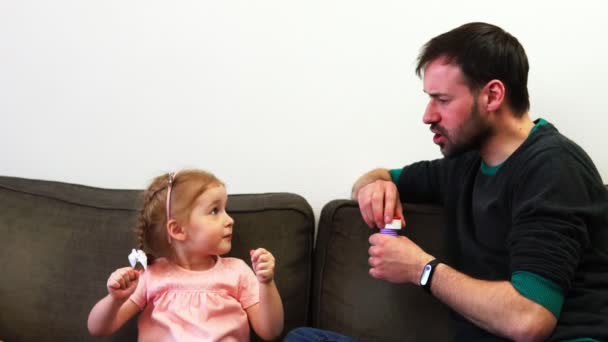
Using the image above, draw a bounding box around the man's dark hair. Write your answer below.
[416,22,530,115]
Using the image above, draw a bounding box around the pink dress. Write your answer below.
[129,256,259,342]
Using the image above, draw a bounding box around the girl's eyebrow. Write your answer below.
[199,197,224,209]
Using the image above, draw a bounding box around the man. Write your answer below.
[287,22,608,341]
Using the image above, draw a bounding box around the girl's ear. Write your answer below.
[167,219,187,242]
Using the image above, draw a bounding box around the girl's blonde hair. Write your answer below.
[135,169,224,263]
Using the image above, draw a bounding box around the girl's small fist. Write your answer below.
[250,248,275,284]
[107,267,140,300]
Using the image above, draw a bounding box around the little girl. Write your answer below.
[87,169,284,341]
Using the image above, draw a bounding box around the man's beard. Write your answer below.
[433,101,493,159]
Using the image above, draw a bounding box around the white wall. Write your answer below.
[2,0,607,221]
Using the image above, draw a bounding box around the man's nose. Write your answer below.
[423,101,439,125]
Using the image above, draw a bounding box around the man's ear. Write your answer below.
[483,79,505,113]
[167,219,187,242]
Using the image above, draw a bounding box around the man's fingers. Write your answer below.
[358,191,375,228]
[358,181,401,228]
[371,188,385,228]
[368,256,381,267]
[364,204,375,227]
[384,188,396,225]
[397,202,406,227]
[369,267,382,279]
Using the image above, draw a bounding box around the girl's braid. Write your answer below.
[134,176,170,264]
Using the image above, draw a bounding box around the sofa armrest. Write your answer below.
[312,199,455,341]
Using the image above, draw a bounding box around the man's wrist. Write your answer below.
[419,258,440,292]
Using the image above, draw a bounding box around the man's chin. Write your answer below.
[441,145,468,159]
[438,144,453,158]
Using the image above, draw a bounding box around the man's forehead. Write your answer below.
[422,58,468,93]
[424,58,464,79]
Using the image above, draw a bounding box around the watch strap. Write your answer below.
[421,258,440,293]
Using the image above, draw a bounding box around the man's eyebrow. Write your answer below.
[425,91,448,98]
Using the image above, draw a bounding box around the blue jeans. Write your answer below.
[284,327,360,342]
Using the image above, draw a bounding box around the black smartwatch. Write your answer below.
[419,259,440,293]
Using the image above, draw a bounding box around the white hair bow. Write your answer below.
[128,249,148,270]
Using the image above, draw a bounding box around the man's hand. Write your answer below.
[367,233,434,284]
[357,180,405,228]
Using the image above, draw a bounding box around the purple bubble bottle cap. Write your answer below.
[380,218,402,236]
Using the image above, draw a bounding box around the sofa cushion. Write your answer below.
[0,176,314,341]
[312,199,456,342]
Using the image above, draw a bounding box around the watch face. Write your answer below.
[420,264,432,286]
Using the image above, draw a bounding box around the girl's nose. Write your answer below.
[225,212,234,226]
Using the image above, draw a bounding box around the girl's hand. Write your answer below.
[250,248,275,284]
[106,267,140,300]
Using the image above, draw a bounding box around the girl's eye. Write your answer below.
[210,208,219,215]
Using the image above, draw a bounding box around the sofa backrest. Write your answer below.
[0,176,314,341]
[312,199,457,342]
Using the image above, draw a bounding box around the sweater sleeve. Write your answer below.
[508,149,594,292]
[394,159,448,205]
[395,154,479,206]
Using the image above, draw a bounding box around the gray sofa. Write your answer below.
[0,175,454,341]
[312,200,455,341]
